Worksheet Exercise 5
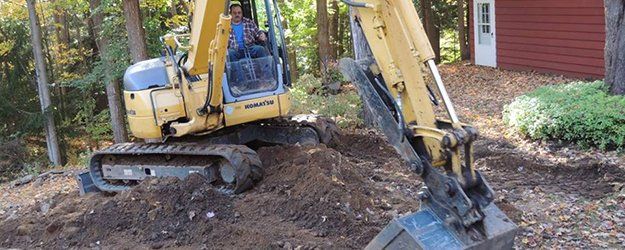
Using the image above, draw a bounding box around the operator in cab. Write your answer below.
[228,2,268,61]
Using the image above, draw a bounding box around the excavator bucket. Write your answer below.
[339,58,517,249]
[366,203,517,249]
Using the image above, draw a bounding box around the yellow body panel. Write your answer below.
[127,116,161,139]
[224,92,291,126]
[124,89,185,140]
[278,92,292,116]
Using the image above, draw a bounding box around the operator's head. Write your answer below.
[230,2,243,24]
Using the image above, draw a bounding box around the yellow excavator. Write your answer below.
[77,0,518,248]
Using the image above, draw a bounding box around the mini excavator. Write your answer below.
[77,0,517,248]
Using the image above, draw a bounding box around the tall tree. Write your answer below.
[457,0,469,60]
[123,0,149,63]
[329,0,340,59]
[337,6,350,57]
[51,0,70,46]
[86,8,100,58]
[421,0,440,62]
[50,0,70,120]
[277,0,299,81]
[605,0,625,95]
[91,0,129,143]
[316,0,331,78]
[26,0,63,166]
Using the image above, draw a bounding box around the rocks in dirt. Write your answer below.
[147,208,160,221]
[0,133,424,249]
[62,226,80,237]
[39,202,51,215]
[283,241,293,249]
[326,82,341,94]
[46,221,63,233]
[10,170,69,188]
[150,242,164,249]
[33,177,44,187]
[12,174,34,187]
[16,223,33,236]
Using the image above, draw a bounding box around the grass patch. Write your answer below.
[503,81,625,150]
[290,74,363,128]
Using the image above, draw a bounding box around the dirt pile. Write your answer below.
[0,132,422,249]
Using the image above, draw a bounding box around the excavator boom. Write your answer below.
[338,0,517,248]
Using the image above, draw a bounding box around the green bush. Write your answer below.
[290,74,363,128]
[503,81,625,150]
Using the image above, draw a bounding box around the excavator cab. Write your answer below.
[223,0,292,102]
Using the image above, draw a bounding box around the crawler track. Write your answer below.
[89,143,263,193]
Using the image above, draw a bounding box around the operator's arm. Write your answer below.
[248,19,266,42]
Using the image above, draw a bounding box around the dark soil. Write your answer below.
[0,132,421,249]
[2,64,624,248]
[3,131,622,249]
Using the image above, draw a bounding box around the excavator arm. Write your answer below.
[338,0,517,248]
[157,0,232,137]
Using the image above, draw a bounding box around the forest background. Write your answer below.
[0,0,471,180]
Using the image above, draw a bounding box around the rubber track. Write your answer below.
[261,115,340,144]
[89,143,262,193]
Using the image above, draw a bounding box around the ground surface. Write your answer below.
[1,63,624,249]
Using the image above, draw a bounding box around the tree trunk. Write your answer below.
[281,4,299,81]
[123,0,149,63]
[91,0,129,143]
[316,0,331,79]
[457,0,469,60]
[605,0,625,95]
[50,0,70,121]
[421,0,440,62]
[336,7,349,59]
[276,0,298,81]
[50,0,71,46]
[27,0,63,166]
[86,8,100,58]
[329,0,340,60]
[169,0,178,17]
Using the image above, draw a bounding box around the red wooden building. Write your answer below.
[468,0,606,78]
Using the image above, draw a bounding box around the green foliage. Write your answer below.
[0,138,48,182]
[414,0,465,64]
[503,81,625,150]
[440,28,460,64]
[0,3,42,138]
[72,98,113,141]
[291,73,363,128]
[278,0,320,74]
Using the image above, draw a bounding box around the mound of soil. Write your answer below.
[0,132,422,249]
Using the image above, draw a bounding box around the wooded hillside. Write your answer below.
[0,0,469,172]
